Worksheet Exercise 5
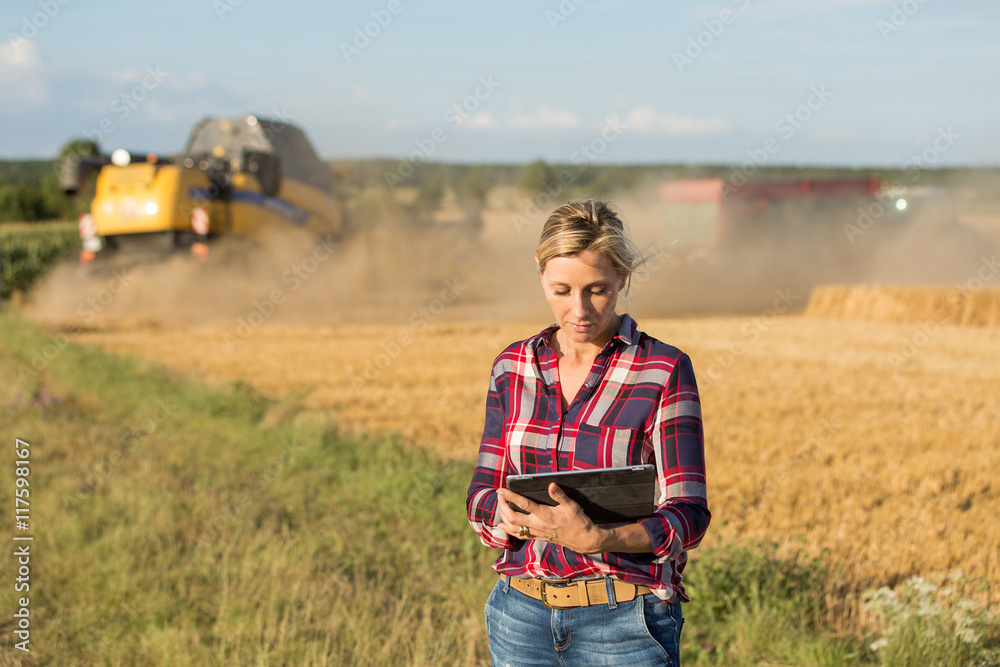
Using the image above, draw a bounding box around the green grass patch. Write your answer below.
[681,541,866,665]
[1,313,496,665]
[1,220,78,299]
[2,312,997,665]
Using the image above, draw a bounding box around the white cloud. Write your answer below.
[510,106,580,129]
[624,107,730,136]
[0,37,42,69]
[461,112,497,129]
[0,37,48,113]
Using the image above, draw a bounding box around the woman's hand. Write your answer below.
[496,483,606,554]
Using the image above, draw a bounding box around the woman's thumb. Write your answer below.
[548,482,567,503]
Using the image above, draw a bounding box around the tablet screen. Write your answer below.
[505,464,656,525]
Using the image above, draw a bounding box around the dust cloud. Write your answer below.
[612,178,999,318]
[20,176,1000,330]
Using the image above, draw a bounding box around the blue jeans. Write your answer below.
[484,577,683,666]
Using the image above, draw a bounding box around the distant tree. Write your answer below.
[54,137,102,219]
[416,174,445,209]
[521,159,554,194]
[458,166,491,204]
[59,138,100,160]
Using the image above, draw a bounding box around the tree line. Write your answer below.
[3,136,996,224]
[0,139,99,223]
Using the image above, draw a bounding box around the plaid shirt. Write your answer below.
[466,314,710,602]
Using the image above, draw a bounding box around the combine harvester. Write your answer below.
[61,115,344,269]
[658,177,961,280]
[658,177,925,259]
[650,176,964,313]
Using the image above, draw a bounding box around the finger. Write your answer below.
[547,483,585,516]
[494,507,525,536]
[498,488,533,515]
[547,482,569,504]
[495,492,515,523]
[496,493,530,526]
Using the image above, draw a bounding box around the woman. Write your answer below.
[466,199,710,666]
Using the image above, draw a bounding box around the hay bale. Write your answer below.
[805,284,1000,326]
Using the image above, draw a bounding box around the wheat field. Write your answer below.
[54,303,1000,608]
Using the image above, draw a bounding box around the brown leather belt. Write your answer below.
[508,576,652,609]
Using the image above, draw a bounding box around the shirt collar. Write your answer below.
[614,313,639,348]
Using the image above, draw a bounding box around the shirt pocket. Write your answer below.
[504,420,557,472]
[574,425,647,468]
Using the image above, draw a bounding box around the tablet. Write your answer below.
[505,464,656,525]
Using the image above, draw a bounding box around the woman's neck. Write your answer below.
[552,315,620,364]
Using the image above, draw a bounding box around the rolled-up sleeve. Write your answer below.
[466,359,511,549]
[639,353,710,561]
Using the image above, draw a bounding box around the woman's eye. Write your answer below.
[591,289,608,296]
[554,290,570,296]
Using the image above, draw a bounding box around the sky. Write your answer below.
[1,0,998,167]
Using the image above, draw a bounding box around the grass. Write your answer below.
[2,311,997,665]
[1,312,494,665]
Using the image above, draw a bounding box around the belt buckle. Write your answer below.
[539,580,570,609]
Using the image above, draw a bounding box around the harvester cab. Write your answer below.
[61,115,343,268]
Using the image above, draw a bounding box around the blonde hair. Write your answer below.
[536,199,642,292]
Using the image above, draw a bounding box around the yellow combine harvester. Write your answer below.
[61,114,343,265]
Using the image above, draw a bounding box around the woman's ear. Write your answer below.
[535,255,542,276]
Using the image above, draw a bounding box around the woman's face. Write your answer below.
[539,250,626,349]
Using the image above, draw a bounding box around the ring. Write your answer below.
[518,526,531,539]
